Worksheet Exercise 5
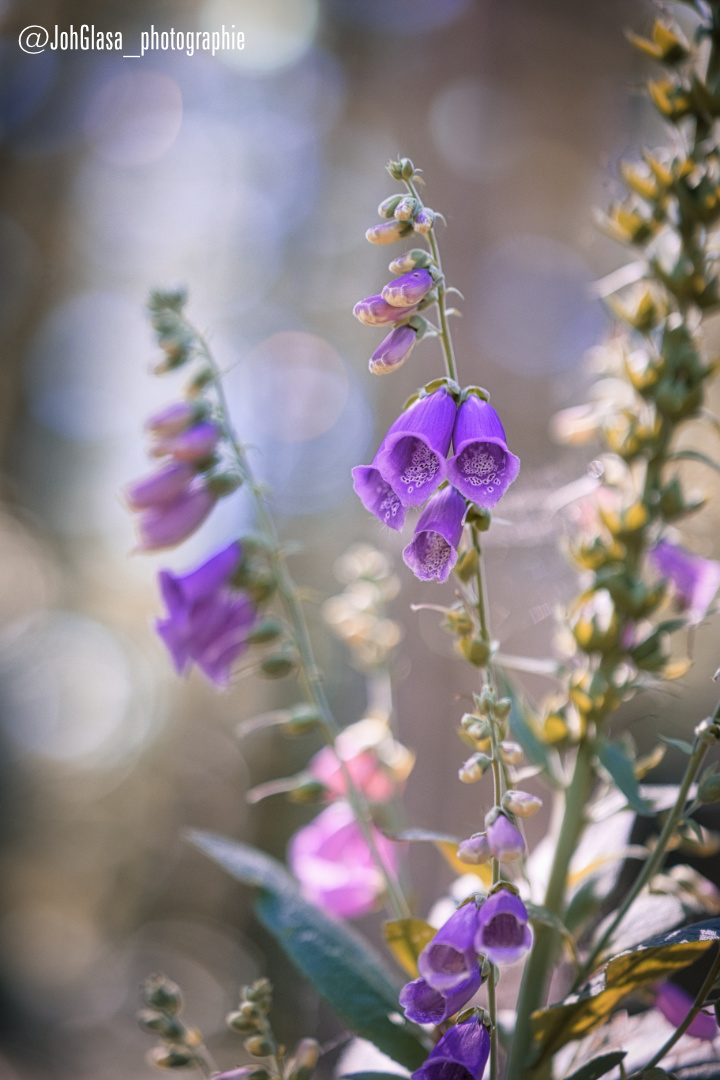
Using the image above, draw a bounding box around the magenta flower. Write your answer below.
[654,981,719,1041]
[155,541,256,686]
[400,965,482,1025]
[351,453,408,532]
[353,295,419,326]
[150,420,221,463]
[485,811,525,862]
[447,397,520,507]
[124,461,197,511]
[145,401,206,437]
[412,1015,490,1080]
[134,481,216,551]
[648,539,720,624]
[287,801,398,919]
[417,900,481,992]
[474,889,532,965]
[403,486,466,582]
[375,389,457,507]
[369,325,418,375]
[381,269,434,308]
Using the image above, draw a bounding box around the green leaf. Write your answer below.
[496,672,562,787]
[564,1051,627,1080]
[531,918,720,1066]
[188,831,428,1070]
[597,739,654,816]
[659,735,695,755]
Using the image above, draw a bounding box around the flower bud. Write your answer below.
[457,833,492,865]
[142,974,183,1014]
[485,810,525,861]
[260,649,297,679]
[353,295,419,326]
[145,401,208,437]
[414,208,435,234]
[206,473,243,498]
[287,779,328,804]
[377,194,404,218]
[244,1036,274,1057]
[458,636,491,667]
[150,420,220,463]
[138,1011,186,1039]
[502,790,542,818]
[382,269,434,308]
[387,157,416,181]
[459,753,492,783]
[389,249,434,274]
[461,713,492,740]
[366,220,413,245]
[245,616,284,646]
[226,1011,261,1034]
[394,196,418,221]
[698,774,720,804]
[288,1038,320,1080]
[149,1047,197,1069]
[369,324,418,375]
[283,704,323,736]
[498,741,523,765]
[244,978,273,1008]
[494,698,512,722]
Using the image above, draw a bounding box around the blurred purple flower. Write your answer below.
[376,389,457,507]
[403,486,466,582]
[648,539,720,624]
[457,833,492,865]
[155,541,255,686]
[369,324,418,375]
[150,420,221,463]
[352,452,408,531]
[381,269,434,308]
[475,889,532,965]
[654,981,719,1041]
[485,811,525,862]
[287,801,398,919]
[145,401,206,437]
[412,1015,490,1080]
[400,965,482,1025]
[124,461,197,511]
[354,294,419,325]
[447,396,520,507]
[134,481,216,551]
[417,900,481,992]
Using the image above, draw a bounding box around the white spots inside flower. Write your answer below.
[377,480,401,523]
[482,913,524,948]
[457,442,506,487]
[400,439,439,491]
[416,531,452,579]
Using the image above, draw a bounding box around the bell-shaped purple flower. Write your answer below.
[403,486,466,582]
[648,539,720,624]
[447,397,520,507]
[376,389,457,507]
[475,889,532,965]
[417,900,481,993]
[352,451,408,533]
[485,811,525,862]
[653,981,719,1041]
[156,541,255,686]
[369,325,418,375]
[151,420,220,463]
[135,482,216,551]
[400,965,483,1025]
[412,1015,490,1080]
[354,295,419,326]
[124,461,197,511]
[145,401,206,437]
[381,269,434,308]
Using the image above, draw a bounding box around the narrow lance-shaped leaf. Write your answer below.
[597,739,654,816]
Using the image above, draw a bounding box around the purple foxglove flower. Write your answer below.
[446,396,520,507]
[648,539,720,624]
[156,542,255,686]
[351,454,408,532]
[381,269,434,308]
[654,981,719,1041]
[353,295,419,326]
[403,486,466,582]
[413,208,435,235]
[417,900,481,992]
[400,965,482,1025]
[412,1014,490,1080]
[145,401,205,437]
[376,389,457,507]
[287,801,398,919]
[124,461,196,511]
[474,889,532,965]
[135,482,216,552]
[369,324,418,375]
[151,420,220,463]
[485,811,525,862]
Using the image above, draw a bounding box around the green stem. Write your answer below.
[486,969,499,1080]
[504,735,596,1080]
[191,324,411,922]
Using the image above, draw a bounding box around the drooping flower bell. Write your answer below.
[400,965,483,1025]
[133,480,217,552]
[375,388,457,507]
[125,460,198,511]
[351,452,408,532]
[353,295,419,326]
[417,900,481,992]
[369,324,418,375]
[411,1014,490,1080]
[474,888,532,965]
[446,396,520,507]
[381,269,434,308]
[653,981,719,1040]
[150,420,220,464]
[144,401,207,437]
[403,486,466,583]
[648,539,720,624]
[287,800,398,919]
[485,810,525,862]
[155,541,256,686]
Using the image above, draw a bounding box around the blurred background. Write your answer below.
[1,0,720,1076]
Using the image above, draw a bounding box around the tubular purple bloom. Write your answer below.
[654,981,719,1041]
[376,389,457,507]
[381,269,434,308]
[457,833,492,865]
[446,396,520,507]
[485,811,525,862]
[648,539,720,624]
[417,900,481,992]
[151,420,221,463]
[403,486,466,582]
[351,454,408,532]
[412,1015,490,1080]
[369,324,418,375]
[474,889,533,965]
[145,401,205,437]
[135,482,216,551]
[353,295,419,326]
[155,541,255,686]
[400,965,482,1025]
[124,461,196,511]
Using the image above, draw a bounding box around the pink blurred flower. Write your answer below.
[288,801,398,918]
[654,981,719,1041]
[307,718,414,804]
[649,539,720,624]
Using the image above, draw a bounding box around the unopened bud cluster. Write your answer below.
[322,542,402,672]
[139,974,207,1071]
